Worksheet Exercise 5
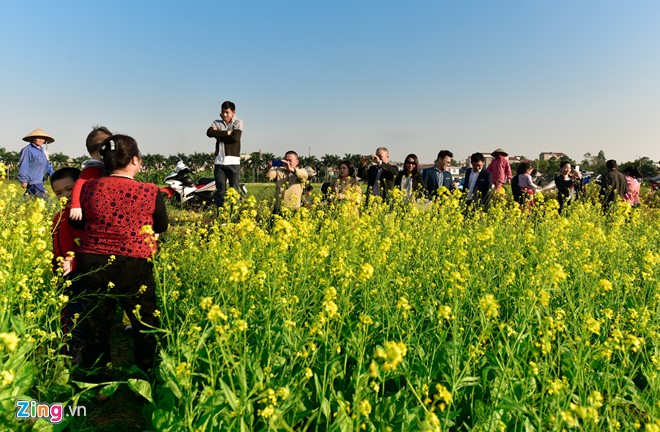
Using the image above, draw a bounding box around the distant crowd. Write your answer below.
[261,145,642,214]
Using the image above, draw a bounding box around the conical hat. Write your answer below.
[23,129,55,144]
[492,147,508,156]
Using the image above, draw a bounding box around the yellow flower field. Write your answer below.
[1,179,660,431]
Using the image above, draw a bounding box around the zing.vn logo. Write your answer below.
[16,400,87,424]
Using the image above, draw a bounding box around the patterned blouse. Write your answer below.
[77,176,168,259]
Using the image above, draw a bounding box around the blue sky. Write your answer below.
[2,0,659,165]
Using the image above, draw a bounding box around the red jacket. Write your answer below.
[52,209,84,272]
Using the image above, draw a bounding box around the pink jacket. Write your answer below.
[624,176,640,206]
[487,157,512,185]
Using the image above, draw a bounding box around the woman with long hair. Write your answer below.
[554,160,583,212]
[328,160,362,202]
[395,153,424,201]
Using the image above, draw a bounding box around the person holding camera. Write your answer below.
[207,100,243,207]
[554,160,583,213]
[357,147,398,203]
[266,150,311,213]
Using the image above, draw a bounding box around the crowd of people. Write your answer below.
[14,100,646,388]
[263,144,646,214]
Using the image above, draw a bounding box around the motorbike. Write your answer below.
[159,161,216,206]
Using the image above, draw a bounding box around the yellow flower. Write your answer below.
[228,260,250,283]
[438,305,453,321]
[359,314,374,326]
[369,361,379,378]
[479,294,500,319]
[397,296,412,311]
[175,362,191,377]
[140,225,155,235]
[359,399,371,417]
[258,405,275,418]
[421,411,441,432]
[208,305,228,322]
[434,384,452,411]
[277,386,290,400]
[0,332,19,351]
[234,319,248,331]
[359,263,374,282]
[529,361,539,376]
[200,296,213,310]
[377,341,407,372]
[588,391,603,408]
[583,316,601,336]
[304,368,314,379]
[627,334,645,353]
[599,279,613,293]
[548,263,567,285]
[547,376,568,395]
[1,370,14,386]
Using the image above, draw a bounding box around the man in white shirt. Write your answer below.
[207,101,243,207]
[462,152,493,211]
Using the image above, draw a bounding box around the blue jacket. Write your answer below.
[18,143,54,185]
[422,167,454,198]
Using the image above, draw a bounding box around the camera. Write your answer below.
[272,160,285,167]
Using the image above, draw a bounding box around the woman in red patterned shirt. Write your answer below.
[75,134,168,382]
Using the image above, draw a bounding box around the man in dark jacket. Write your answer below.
[462,152,493,211]
[207,100,243,207]
[422,150,455,199]
[600,159,627,210]
[358,147,399,202]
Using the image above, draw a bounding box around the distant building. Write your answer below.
[539,152,566,161]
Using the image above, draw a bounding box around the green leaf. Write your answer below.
[165,379,182,399]
[219,379,239,411]
[31,418,55,432]
[10,315,26,334]
[152,408,181,432]
[128,378,154,404]
[98,381,122,397]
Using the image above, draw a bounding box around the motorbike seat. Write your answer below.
[198,177,214,186]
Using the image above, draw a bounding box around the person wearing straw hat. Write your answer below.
[486,147,512,193]
[18,128,55,198]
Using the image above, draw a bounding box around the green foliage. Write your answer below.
[620,157,659,178]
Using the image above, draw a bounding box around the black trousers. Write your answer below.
[77,253,160,381]
[214,164,241,207]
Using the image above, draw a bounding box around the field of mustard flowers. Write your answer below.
[1,170,660,431]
